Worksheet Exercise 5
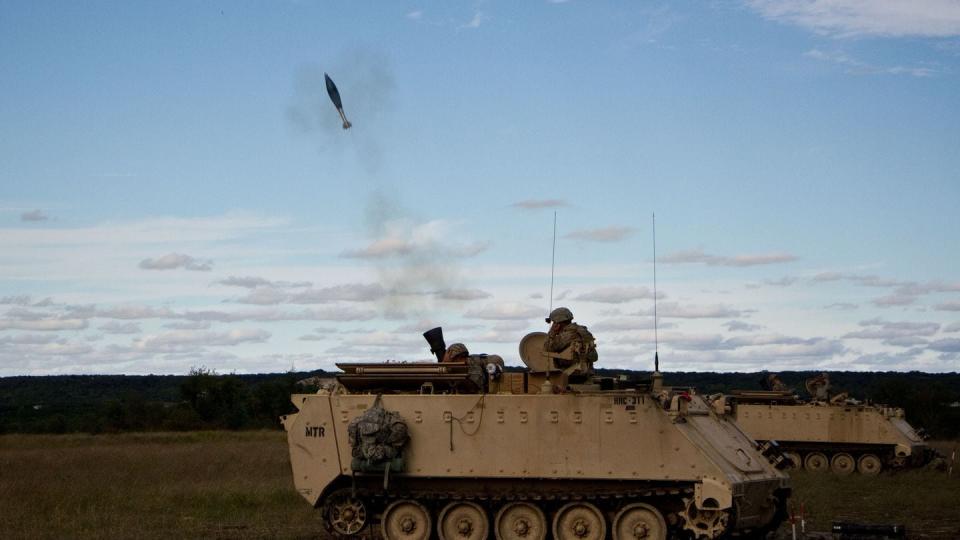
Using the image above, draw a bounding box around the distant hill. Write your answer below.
[1,369,957,438]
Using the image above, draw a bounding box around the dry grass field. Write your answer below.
[1,431,957,539]
[0,431,323,539]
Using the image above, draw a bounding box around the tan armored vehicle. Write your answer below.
[712,374,931,475]
[282,329,790,539]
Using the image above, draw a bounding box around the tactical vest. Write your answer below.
[573,324,598,363]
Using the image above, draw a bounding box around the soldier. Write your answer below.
[764,373,788,392]
[442,342,469,363]
[543,307,598,373]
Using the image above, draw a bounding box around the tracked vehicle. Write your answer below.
[282,329,790,539]
[712,375,932,475]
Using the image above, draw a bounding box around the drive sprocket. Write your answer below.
[679,497,729,539]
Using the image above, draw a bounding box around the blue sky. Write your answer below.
[1,0,958,375]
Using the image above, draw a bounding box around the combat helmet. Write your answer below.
[547,307,573,323]
[445,343,469,360]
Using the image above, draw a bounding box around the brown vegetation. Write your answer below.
[1,432,957,539]
[0,431,322,539]
[777,447,960,540]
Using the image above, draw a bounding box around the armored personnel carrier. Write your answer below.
[712,374,932,475]
[282,329,790,539]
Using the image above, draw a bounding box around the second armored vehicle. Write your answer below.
[282,329,790,539]
[712,374,931,475]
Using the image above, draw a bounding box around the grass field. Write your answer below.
[1,432,957,539]
[0,431,323,539]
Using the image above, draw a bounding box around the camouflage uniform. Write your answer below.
[544,322,598,369]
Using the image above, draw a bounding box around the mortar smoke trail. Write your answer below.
[324,73,352,129]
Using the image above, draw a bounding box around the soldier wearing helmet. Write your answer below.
[442,342,469,363]
[543,307,598,373]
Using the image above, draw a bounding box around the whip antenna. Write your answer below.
[653,212,659,372]
[549,211,557,314]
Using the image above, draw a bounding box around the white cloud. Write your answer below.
[90,305,175,320]
[341,331,425,348]
[1,341,94,357]
[163,321,211,330]
[944,322,960,332]
[0,213,286,249]
[289,283,387,303]
[3,307,51,320]
[661,248,798,267]
[592,317,664,332]
[218,276,312,289]
[406,10,422,20]
[342,237,414,258]
[340,219,488,260]
[564,226,636,243]
[747,0,960,37]
[510,199,568,210]
[935,300,960,311]
[467,329,527,343]
[574,286,659,303]
[804,48,938,77]
[20,209,48,222]
[139,253,212,271]
[219,275,272,288]
[233,283,389,305]
[929,338,960,352]
[0,295,32,305]
[0,318,88,331]
[872,293,917,307]
[180,307,378,322]
[843,318,939,346]
[98,321,142,335]
[824,302,858,310]
[462,11,488,29]
[0,334,64,345]
[812,271,845,282]
[436,288,492,301]
[465,302,543,320]
[490,320,532,332]
[235,287,289,305]
[635,301,745,319]
[724,320,764,332]
[763,276,800,287]
[136,328,271,352]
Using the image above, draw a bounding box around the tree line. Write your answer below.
[1,369,958,439]
[0,368,320,434]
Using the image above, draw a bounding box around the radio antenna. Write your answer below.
[549,211,557,314]
[540,211,559,395]
[653,212,659,373]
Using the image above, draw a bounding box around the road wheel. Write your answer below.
[439,501,488,540]
[495,502,547,540]
[831,452,856,475]
[612,502,667,540]
[857,453,882,475]
[782,452,803,470]
[382,500,432,540]
[804,452,829,472]
[553,502,606,540]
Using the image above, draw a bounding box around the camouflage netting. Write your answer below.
[347,396,409,464]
